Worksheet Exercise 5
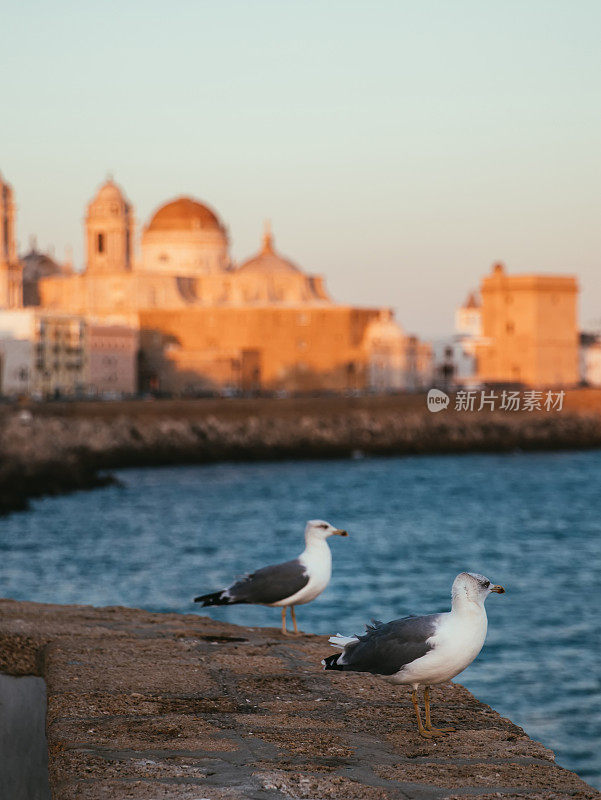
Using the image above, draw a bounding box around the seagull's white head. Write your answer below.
[452,572,505,606]
[305,519,348,543]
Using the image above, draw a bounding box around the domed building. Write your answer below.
[39,179,333,313]
[141,197,229,276]
[32,177,432,394]
[236,224,329,305]
[21,240,72,306]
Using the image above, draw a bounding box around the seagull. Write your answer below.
[322,572,505,737]
[194,520,348,636]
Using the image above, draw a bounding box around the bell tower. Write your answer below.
[0,172,22,308]
[86,178,135,273]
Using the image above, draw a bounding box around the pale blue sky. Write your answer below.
[2,0,600,336]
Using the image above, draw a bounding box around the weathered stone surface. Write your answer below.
[0,597,598,799]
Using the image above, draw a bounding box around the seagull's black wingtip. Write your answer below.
[193,590,231,607]
[322,653,344,671]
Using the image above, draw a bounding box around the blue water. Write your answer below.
[1,451,600,788]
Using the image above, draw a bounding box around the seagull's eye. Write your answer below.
[319,524,328,529]
[482,580,490,588]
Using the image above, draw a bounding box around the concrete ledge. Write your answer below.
[1,598,598,799]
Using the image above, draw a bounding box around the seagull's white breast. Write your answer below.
[271,539,332,607]
[388,607,488,687]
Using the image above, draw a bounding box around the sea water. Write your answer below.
[1,450,599,788]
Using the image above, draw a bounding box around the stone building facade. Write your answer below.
[33,178,431,394]
[475,262,579,387]
[0,173,22,309]
[0,309,138,397]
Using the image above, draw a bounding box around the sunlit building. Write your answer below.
[0,173,22,309]
[475,262,579,387]
[29,178,430,394]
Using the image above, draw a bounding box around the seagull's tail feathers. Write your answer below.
[321,634,359,670]
[193,589,234,606]
[328,634,358,650]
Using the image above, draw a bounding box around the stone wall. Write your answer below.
[0,598,598,799]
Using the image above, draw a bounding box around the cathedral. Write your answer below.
[1,174,433,395]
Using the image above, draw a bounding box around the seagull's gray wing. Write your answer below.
[339,615,440,675]
[226,558,309,605]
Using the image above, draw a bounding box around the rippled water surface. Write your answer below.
[1,451,600,788]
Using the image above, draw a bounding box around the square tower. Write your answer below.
[476,262,578,387]
[0,173,22,308]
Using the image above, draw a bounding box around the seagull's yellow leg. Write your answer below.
[281,607,290,636]
[411,689,436,738]
[424,686,455,734]
[290,605,299,635]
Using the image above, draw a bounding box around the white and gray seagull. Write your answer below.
[322,572,505,737]
[194,520,348,635]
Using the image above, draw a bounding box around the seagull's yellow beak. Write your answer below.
[490,584,505,593]
[333,529,348,537]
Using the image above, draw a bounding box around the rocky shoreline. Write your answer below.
[1,393,601,515]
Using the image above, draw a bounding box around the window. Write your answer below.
[97,233,105,253]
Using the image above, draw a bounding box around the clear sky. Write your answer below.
[2,0,600,337]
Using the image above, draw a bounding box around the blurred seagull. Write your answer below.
[322,572,505,737]
[194,520,348,635]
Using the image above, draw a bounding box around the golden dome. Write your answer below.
[146,197,223,232]
[238,223,300,275]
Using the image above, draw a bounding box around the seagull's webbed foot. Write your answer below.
[423,686,454,735]
[419,727,445,738]
[425,726,452,735]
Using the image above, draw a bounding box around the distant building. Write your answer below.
[475,262,579,387]
[580,333,601,387]
[0,310,86,396]
[0,173,22,309]
[86,318,139,397]
[455,292,481,347]
[430,293,483,390]
[0,309,138,397]
[25,177,430,394]
[452,291,482,387]
[364,311,432,392]
[38,183,333,315]
[21,241,72,306]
